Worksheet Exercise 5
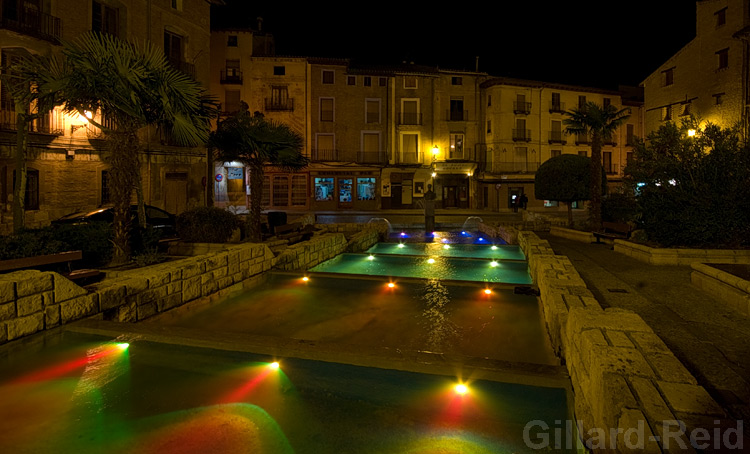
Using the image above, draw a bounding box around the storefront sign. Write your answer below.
[381,180,391,197]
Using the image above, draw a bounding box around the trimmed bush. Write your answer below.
[602,192,638,223]
[176,207,242,243]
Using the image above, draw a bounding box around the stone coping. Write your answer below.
[549,226,597,243]
[615,239,750,265]
[691,263,750,316]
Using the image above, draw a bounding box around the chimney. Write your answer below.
[257,17,263,32]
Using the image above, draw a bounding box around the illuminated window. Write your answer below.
[314,178,334,201]
[339,178,352,203]
[449,133,464,159]
[544,200,559,207]
[322,70,334,84]
[357,178,376,201]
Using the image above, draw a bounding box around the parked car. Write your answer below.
[52,204,177,238]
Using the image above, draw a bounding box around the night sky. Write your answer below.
[212,2,697,90]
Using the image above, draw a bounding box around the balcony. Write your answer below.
[575,133,591,145]
[398,112,422,125]
[604,163,619,175]
[492,162,540,173]
[365,112,379,124]
[358,150,387,164]
[626,136,636,147]
[604,136,617,146]
[549,102,566,113]
[512,129,532,142]
[0,108,63,135]
[168,58,195,79]
[446,110,468,121]
[265,98,295,112]
[220,69,243,84]
[311,148,338,162]
[548,131,566,144]
[513,101,532,114]
[0,3,62,42]
[395,152,422,165]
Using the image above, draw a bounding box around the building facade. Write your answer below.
[0,0,214,234]
[642,0,750,135]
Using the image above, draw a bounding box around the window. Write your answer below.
[662,106,672,121]
[225,59,240,77]
[551,150,561,158]
[274,66,285,76]
[164,30,183,64]
[401,99,420,125]
[713,93,724,105]
[13,169,39,210]
[626,124,635,145]
[487,95,492,107]
[357,178,376,201]
[578,96,587,108]
[322,70,334,84]
[451,76,462,85]
[319,98,334,122]
[339,179,352,203]
[224,90,241,113]
[271,86,289,107]
[362,132,380,156]
[449,97,464,121]
[551,92,561,110]
[715,7,727,27]
[273,176,289,207]
[314,178,334,201]
[347,75,356,86]
[291,175,307,206]
[92,1,119,37]
[379,77,387,87]
[227,35,238,47]
[404,76,417,89]
[101,170,110,205]
[717,48,729,70]
[603,151,612,173]
[365,99,380,123]
[626,151,634,164]
[663,67,674,86]
[680,103,691,116]
[544,200,559,207]
[401,133,419,163]
[315,134,335,160]
[487,120,491,134]
[578,150,587,157]
[449,133,464,159]
[364,76,372,87]
[603,98,611,108]
[262,176,270,207]
[171,0,182,10]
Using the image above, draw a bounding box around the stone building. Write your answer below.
[478,78,643,212]
[0,0,215,234]
[642,0,749,135]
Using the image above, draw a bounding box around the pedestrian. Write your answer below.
[512,195,518,213]
[520,193,528,210]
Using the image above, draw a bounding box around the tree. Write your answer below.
[625,120,750,247]
[208,104,307,242]
[38,32,216,264]
[1,51,64,233]
[535,154,604,228]
[564,101,629,230]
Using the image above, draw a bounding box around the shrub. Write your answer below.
[602,192,638,223]
[0,228,67,260]
[176,207,242,243]
[51,222,113,267]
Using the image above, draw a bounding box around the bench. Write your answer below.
[274,223,315,245]
[0,250,100,282]
[593,221,633,244]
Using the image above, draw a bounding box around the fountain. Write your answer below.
[460,216,484,233]
[367,217,393,238]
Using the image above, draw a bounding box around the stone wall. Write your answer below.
[519,231,729,452]
[0,243,276,345]
[478,222,518,245]
[615,240,750,265]
[691,263,750,316]
[273,233,347,271]
[549,226,597,243]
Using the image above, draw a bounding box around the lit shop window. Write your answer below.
[339,178,353,203]
[314,178,334,201]
[357,178,376,201]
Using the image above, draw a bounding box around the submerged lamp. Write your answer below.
[397,243,405,248]
[454,383,469,395]
[427,258,436,264]
[491,245,498,250]
[302,276,309,282]
[490,261,499,267]
[367,255,375,260]
[484,289,492,295]
[116,343,130,351]
[269,362,280,370]
[387,282,395,288]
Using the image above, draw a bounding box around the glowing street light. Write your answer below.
[431,145,440,160]
[687,129,696,137]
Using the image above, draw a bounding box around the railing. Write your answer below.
[398,112,422,125]
[492,161,540,173]
[365,112,379,123]
[447,149,465,160]
[626,136,636,146]
[168,58,196,79]
[446,110,468,121]
[0,108,63,135]
[396,152,422,165]
[0,4,62,42]
[604,163,619,175]
[549,102,566,113]
[548,131,566,144]
[513,101,532,114]
[575,133,591,145]
[220,70,243,84]
[604,136,617,146]
[358,150,387,164]
[311,148,338,161]
[265,98,295,111]
[512,129,531,142]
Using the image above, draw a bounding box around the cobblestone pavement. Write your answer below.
[538,233,750,432]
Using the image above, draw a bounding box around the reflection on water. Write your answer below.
[420,279,459,352]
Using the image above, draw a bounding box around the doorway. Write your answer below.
[164,172,188,214]
[443,186,457,208]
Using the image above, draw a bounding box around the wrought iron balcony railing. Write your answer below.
[0,3,62,42]
[220,70,243,84]
[513,101,532,114]
[265,98,294,111]
[548,131,566,144]
[168,58,195,79]
[512,129,532,142]
[311,148,338,161]
[604,163,619,175]
[446,110,468,121]
[0,108,63,135]
[398,112,422,125]
[575,133,591,145]
[549,102,566,113]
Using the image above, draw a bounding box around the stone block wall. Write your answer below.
[478,222,518,245]
[273,233,347,271]
[0,243,276,345]
[691,263,750,316]
[518,231,730,452]
[345,228,380,253]
[615,240,750,265]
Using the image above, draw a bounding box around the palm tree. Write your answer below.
[563,101,630,230]
[208,104,307,242]
[1,51,64,233]
[38,32,216,264]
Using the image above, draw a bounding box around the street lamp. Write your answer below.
[687,129,696,137]
[431,145,439,161]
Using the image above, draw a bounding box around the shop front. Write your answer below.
[431,162,476,209]
[310,171,379,211]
